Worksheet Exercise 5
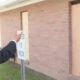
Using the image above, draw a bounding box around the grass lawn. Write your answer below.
[0,62,55,80]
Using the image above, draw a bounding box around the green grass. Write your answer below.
[0,62,55,80]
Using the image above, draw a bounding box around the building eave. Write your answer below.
[0,0,45,12]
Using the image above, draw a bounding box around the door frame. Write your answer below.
[69,0,80,74]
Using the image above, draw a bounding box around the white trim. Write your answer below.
[0,0,17,7]
[0,0,45,12]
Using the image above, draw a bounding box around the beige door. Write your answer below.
[72,4,80,75]
[21,12,29,61]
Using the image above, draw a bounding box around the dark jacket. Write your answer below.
[0,41,16,64]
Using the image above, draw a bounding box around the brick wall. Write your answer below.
[0,0,73,80]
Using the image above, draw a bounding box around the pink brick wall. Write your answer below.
[0,0,75,80]
[0,11,21,46]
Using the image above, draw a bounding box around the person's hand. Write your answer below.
[14,31,22,42]
[15,34,21,42]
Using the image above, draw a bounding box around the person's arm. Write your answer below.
[0,41,16,64]
[0,32,21,64]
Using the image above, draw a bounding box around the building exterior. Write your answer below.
[0,0,80,80]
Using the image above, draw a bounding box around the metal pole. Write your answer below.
[21,59,26,80]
